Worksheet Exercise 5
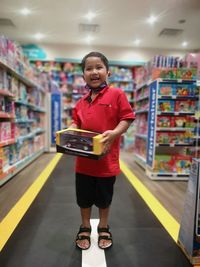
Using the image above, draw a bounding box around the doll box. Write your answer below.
[56,128,105,159]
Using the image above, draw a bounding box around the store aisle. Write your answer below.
[0,155,191,267]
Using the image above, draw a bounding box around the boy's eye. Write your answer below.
[85,67,92,71]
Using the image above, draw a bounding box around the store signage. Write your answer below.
[147,80,157,167]
[21,44,47,60]
[51,93,61,144]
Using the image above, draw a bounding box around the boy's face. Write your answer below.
[83,56,109,88]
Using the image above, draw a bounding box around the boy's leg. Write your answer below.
[76,207,92,249]
[98,206,112,248]
[81,207,92,227]
[75,173,94,249]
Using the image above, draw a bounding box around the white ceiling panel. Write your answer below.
[0,0,199,49]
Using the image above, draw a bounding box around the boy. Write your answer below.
[70,51,135,249]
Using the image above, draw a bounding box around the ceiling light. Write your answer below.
[85,35,94,44]
[134,39,141,45]
[34,33,45,40]
[20,8,31,16]
[182,41,188,47]
[147,15,157,24]
[85,11,96,21]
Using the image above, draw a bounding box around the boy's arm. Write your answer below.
[101,119,133,151]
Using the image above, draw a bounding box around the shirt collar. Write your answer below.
[83,85,109,101]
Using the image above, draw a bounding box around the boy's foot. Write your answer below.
[97,226,113,249]
[76,226,91,250]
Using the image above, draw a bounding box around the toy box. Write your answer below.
[157,116,171,127]
[175,100,196,113]
[152,68,177,80]
[176,68,197,80]
[153,155,173,173]
[56,128,105,159]
[173,155,192,173]
[158,84,173,96]
[158,99,174,112]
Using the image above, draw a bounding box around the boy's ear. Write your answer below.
[82,75,85,81]
[108,71,111,77]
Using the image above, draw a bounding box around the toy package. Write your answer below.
[172,116,195,128]
[176,68,197,80]
[153,155,173,173]
[156,132,170,144]
[56,128,105,159]
[175,100,196,113]
[158,84,173,96]
[173,155,192,173]
[174,84,196,97]
[157,116,171,127]
[158,100,174,112]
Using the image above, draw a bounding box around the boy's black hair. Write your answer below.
[81,51,109,72]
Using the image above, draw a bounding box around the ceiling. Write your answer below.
[0,0,200,50]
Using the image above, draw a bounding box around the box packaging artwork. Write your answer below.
[56,128,105,159]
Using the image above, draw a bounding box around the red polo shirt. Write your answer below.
[72,85,135,177]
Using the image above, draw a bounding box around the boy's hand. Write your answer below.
[101,130,118,153]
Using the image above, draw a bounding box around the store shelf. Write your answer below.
[135,133,147,140]
[0,112,15,119]
[0,139,16,147]
[0,148,45,186]
[146,168,189,181]
[0,49,47,187]
[134,77,199,180]
[0,89,15,98]
[0,59,44,92]
[134,154,146,169]
[156,127,194,131]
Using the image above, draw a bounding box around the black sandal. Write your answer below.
[97,226,113,249]
[76,226,91,250]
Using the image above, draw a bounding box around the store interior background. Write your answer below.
[1,0,200,61]
[0,0,200,233]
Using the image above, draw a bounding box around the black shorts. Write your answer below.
[75,173,116,208]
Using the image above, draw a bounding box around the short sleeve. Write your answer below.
[118,90,135,121]
[72,101,81,127]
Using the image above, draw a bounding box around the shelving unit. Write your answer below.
[134,81,150,165]
[109,65,134,108]
[0,59,46,186]
[134,78,200,180]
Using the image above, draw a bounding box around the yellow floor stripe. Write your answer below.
[120,160,180,243]
[0,153,62,251]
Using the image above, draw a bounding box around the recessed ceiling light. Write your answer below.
[20,8,31,16]
[147,15,157,24]
[182,41,188,47]
[134,39,141,45]
[85,35,94,44]
[34,33,45,40]
[85,11,96,21]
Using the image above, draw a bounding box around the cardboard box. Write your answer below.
[56,128,105,159]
